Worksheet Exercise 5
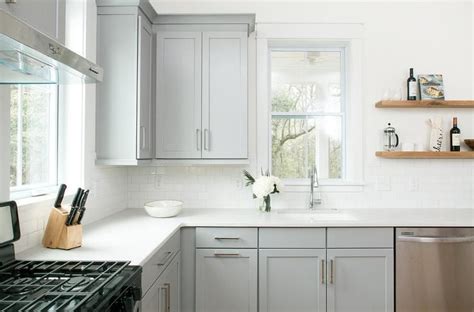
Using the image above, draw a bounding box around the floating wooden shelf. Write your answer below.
[376,151,474,159]
[375,100,474,108]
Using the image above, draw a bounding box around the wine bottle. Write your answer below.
[407,68,417,100]
[450,117,461,152]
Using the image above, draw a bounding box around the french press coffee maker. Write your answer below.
[383,123,399,151]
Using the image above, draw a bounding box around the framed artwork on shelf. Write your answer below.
[418,74,445,100]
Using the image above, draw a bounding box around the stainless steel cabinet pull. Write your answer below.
[157,286,162,312]
[207,129,210,151]
[159,284,168,312]
[321,259,325,284]
[397,235,474,243]
[164,283,171,312]
[214,237,240,240]
[156,252,173,266]
[204,129,209,150]
[330,259,334,284]
[196,129,201,151]
[214,252,240,257]
[141,126,146,149]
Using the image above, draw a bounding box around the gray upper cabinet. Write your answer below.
[0,0,65,42]
[196,248,257,312]
[155,31,202,159]
[137,16,154,160]
[202,32,248,159]
[96,8,153,165]
[259,249,326,312]
[155,26,248,160]
[326,249,394,312]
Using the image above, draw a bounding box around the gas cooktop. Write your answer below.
[0,259,141,311]
[0,201,142,311]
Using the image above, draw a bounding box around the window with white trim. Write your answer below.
[10,84,58,198]
[270,48,346,182]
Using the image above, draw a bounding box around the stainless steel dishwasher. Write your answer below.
[396,228,474,312]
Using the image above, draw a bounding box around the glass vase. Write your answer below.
[258,195,271,212]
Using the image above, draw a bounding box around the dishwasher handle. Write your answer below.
[397,235,474,244]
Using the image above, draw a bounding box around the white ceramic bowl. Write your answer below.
[144,200,183,218]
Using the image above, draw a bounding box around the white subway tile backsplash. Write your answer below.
[126,163,473,210]
[13,167,128,253]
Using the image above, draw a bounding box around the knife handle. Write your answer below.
[77,208,86,224]
[54,184,67,208]
[71,188,83,207]
[80,190,89,208]
[65,207,76,226]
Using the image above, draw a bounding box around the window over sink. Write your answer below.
[256,27,364,188]
[270,48,345,181]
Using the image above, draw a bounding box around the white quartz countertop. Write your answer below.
[17,208,473,265]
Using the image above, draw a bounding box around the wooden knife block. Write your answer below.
[42,207,82,250]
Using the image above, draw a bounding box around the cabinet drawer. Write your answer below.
[259,228,326,248]
[327,228,393,248]
[142,231,180,294]
[196,227,257,248]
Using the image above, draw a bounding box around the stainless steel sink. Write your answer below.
[276,209,356,221]
[277,209,339,214]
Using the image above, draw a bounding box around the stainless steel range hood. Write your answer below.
[0,9,103,84]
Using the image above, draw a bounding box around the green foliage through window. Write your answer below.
[10,85,58,193]
[271,49,344,180]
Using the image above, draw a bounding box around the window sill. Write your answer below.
[282,180,365,193]
[11,184,60,200]
[13,191,74,210]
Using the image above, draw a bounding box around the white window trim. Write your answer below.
[10,85,59,200]
[256,23,365,189]
[270,45,347,181]
[8,2,87,202]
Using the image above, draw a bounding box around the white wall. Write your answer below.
[128,1,473,210]
[0,0,128,253]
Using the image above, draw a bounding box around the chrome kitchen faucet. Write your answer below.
[309,166,322,209]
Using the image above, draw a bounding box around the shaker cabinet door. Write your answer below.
[196,249,257,312]
[142,274,165,312]
[259,249,327,312]
[202,31,248,159]
[326,249,394,312]
[142,254,180,312]
[96,14,138,162]
[137,15,153,159]
[156,32,202,159]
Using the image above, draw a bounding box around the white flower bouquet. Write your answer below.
[243,169,282,212]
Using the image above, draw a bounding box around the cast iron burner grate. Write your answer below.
[0,260,130,311]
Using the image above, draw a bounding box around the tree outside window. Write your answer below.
[10,84,58,196]
[271,50,344,180]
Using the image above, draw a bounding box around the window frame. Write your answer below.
[269,46,347,184]
[256,24,365,189]
[10,84,59,199]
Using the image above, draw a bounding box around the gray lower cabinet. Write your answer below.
[259,249,326,312]
[142,253,180,312]
[195,249,257,312]
[189,227,394,312]
[326,249,394,312]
